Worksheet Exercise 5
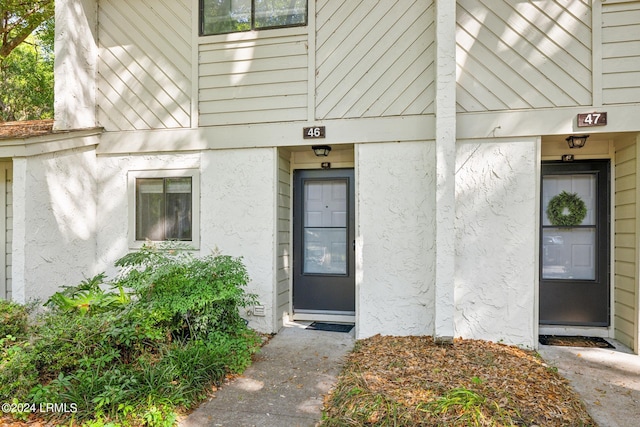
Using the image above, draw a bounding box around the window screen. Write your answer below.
[201,0,307,35]
[136,177,192,241]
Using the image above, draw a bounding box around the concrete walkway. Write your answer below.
[538,340,640,427]
[180,325,640,427]
[179,324,354,427]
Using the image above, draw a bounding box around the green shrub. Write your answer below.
[45,273,130,315]
[205,330,262,374]
[115,244,258,340]
[31,312,113,378]
[0,299,30,338]
[0,341,38,399]
[0,243,262,425]
[0,301,36,399]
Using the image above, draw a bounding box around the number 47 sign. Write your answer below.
[578,112,607,127]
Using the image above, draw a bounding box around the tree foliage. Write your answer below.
[0,1,54,121]
[0,0,54,60]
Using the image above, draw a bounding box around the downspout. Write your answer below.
[433,0,456,343]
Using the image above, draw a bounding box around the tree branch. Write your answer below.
[0,0,53,59]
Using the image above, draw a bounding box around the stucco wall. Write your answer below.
[200,148,277,334]
[454,138,538,347]
[356,142,437,338]
[12,147,98,303]
[95,152,201,273]
[95,148,277,333]
[54,0,98,130]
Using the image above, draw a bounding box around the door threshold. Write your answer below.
[539,325,612,338]
[292,312,355,323]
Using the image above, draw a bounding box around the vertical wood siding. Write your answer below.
[199,32,308,126]
[614,139,637,349]
[602,2,640,104]
[97,0,192,131]
[276,152,291,326]
[315,0,435,120]
[456,0,592,112]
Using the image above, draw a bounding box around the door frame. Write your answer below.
[539,159,613,334]
[291,168,356,323]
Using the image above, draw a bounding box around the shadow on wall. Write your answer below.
[454,139,538,347]
[94,0,192,131]
[455,0,592,112]
[54,0,98,130]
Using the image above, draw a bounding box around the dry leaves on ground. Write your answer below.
[322,335,595,426]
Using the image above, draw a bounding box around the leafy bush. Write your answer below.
[0,340,38,400]
[0,244,262,426]
[45,273,130,315]
[115,245,257,340]
[0,301,37,399]
[0,299,30,338]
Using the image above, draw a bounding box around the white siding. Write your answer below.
[97,0,192,131]
[602,1,640,104]
[316,0,435,119]
[456,0,592,112]
[276,151,291,327]
[614,138,638,350]
[199,31,308,126]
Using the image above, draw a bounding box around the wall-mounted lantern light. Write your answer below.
[312,145,332,157]
[565,134,589,149]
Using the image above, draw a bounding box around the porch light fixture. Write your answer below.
[565,134,589,149]
[312,145,331,157]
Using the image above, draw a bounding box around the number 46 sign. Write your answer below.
[578,112,607,127]
[303,126,326,139]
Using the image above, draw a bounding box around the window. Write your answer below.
[200,0,307,36]
[129,170,200,248]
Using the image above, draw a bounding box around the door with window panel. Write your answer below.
[293,169,355,314]
[540,161,610,326]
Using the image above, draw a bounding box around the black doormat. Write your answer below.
[307,322,354,333]
[539,335,614,348]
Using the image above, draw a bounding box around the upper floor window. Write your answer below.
[200,0,308,36]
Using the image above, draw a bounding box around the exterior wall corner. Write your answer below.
[54,0,98,131]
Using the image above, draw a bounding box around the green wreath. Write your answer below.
[546,191,587,226]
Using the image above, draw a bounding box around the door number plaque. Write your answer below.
[303,126,326,139]
[577,112,607,127]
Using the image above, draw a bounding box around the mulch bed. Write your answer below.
[322,335,595,426]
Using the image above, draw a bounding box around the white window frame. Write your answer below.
[128,169,200,249]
